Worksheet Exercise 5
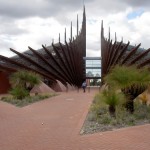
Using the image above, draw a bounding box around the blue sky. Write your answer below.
[127,9,144,20]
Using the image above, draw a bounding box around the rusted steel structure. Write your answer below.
[0,7,86,92]
[1,7,150,93]
[101,21,150,82]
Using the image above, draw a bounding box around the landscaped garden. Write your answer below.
[81,65,150,134]
[0,93,56,107]
[0,70,57,107]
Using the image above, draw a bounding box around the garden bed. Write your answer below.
[81,101,150,134]
[0,93,57,107]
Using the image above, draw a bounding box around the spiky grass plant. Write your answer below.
[105,65,150,113]
[10,70,41,89]
[101,90,125,117]
[9,70,42,99]
[91,90,125,117]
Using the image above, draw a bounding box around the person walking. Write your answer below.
[82,81,87,93]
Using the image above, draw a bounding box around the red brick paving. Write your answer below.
[0,88,150,150]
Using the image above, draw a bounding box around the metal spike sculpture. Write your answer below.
[101,21,150,82]
[1,8,150,90]
[0,7,86,89]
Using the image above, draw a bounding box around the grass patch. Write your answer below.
[0,93,57,107]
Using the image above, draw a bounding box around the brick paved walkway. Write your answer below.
[0,88,150,150]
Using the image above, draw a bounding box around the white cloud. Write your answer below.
[0,0,150,58]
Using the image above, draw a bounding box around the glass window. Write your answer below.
[86,60,101,68]
[86,69,101,77]
[84,57,101,78]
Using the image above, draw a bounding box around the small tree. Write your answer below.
[9,70,41,99]
[105,65,150,113]
[9,87,29,99]
[101,90,125,117]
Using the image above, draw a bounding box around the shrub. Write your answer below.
[138,93,148,105]
[9,70,41,89]
[90,94,107,119]
[105,65,150,113]
[9,87,29,99]
[97,113,112,125]
[92,90,125,117]
[82,99,150,134]
[134,101,150,120]
[87,112,97,121]
[9,70,42,99]
[102,90,125,107]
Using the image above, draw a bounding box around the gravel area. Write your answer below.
[80,111,150,135]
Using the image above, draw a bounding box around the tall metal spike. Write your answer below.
[108,27,110,41]
[64,28,66,42]
[77,14,79,36]
[71,22,72,41]
[82,5,86,56]
[83,5,86,30]
[52,38,54,44]
[101,20,104,37]
[59,33,60,42]
[83,5,86,18]
[115,32,117,41]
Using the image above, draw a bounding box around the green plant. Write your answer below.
[1,93,57,107]
[102,90,125,116]
[138,93,148,105]
[9,87,29,99]
[98,113,112,125]
[82,100,150,134]
[91,93,106,118]
[105,65,150,113]
[87,112,97,121]
[9,70,42,99]
[10,70,41,88]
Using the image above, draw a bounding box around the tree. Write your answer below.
[101,89,125,117]
[105,65,150,113]
[9,70,41,99]
[86,71,94,77]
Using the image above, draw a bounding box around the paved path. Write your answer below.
[0,89,150,150]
